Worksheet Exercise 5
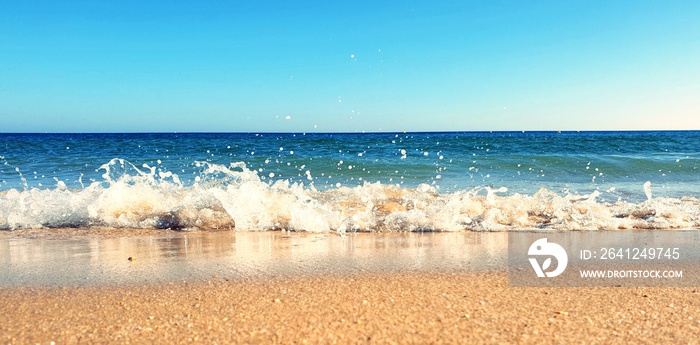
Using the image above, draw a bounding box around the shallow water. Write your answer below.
[0,231,506,286]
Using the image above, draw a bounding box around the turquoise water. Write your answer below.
[1,131,699,231]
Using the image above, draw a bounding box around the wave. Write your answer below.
[1,159,698,231]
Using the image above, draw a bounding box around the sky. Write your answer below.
[1,1,699,132]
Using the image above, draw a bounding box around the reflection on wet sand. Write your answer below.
[0,231,507,287]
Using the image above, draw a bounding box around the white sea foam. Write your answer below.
[1,159,699,231]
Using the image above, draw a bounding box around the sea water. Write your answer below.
[0,131,698,231]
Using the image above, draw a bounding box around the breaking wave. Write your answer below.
[1,159,699,232]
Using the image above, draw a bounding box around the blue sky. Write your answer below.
[1,1,699,132]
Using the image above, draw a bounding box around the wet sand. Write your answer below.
[0,229,505,286]
[1,229,700,343]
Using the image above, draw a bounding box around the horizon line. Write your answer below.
[1,129,699,135]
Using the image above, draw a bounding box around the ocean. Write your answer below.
[1,131,698,231]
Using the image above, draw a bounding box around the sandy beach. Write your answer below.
[4,0,699,341]
[2,271,700,344]
[1,229,699,344]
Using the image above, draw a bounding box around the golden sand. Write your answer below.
[2,272,699,344]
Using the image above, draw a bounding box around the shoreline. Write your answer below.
[3,229,700,343]
[0,229,507,287]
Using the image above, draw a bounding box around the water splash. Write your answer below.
[1,159,699,231]
[644,181,652,201]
